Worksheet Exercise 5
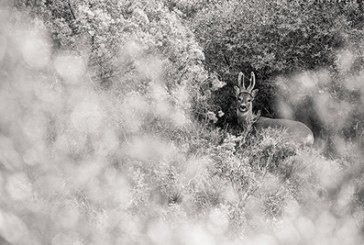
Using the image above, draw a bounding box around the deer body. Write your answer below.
[254,117,314,145]
[234,72,314,146]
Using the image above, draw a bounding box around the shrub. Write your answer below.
[189,0,364,131]
[0,1,363,245]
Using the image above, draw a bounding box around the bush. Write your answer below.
[189,0,364,130]
[13,0,215,119]
[0,1,363,244]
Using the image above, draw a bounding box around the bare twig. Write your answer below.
[68,0,76,20]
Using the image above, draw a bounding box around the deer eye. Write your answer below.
[247,99,252,102]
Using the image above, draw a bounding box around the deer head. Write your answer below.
[234,72,259,122]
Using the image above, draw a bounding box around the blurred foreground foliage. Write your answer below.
[0,0,362,244]
[14,0,213,118]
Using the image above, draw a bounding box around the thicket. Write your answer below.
[185,0,364,153]
[0,0,363,244]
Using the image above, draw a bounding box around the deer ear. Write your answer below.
[251,89,259,98]
[234,86,240,96]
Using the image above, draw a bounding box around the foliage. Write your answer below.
[14,0,215,119]
[0,1,363,245]
[188,0,364,128]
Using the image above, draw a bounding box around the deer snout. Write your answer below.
[239,104,248,112]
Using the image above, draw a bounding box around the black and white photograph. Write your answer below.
[0,0,363,244]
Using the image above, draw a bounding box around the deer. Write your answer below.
[234,72,314,146]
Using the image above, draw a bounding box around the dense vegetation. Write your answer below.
[187,1,364,150]
[0,0,363,244]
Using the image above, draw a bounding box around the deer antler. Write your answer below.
[238,72,246,89]
[247,72,256,92]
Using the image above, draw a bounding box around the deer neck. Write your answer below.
[237,110,255,131]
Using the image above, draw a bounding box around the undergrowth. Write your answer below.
[0,2,363,245]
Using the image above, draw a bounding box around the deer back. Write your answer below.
[255,116,314,145]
